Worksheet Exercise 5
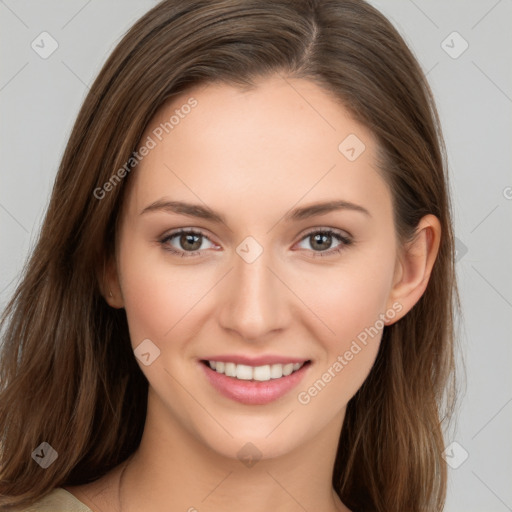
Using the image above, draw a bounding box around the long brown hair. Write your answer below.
[0,1,458,510]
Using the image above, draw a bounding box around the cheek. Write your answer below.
[292,251,395,405]
[295,250,395,347]
[325,272,391,344]
[117,240,188,347]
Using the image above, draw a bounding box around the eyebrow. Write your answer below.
[140,198,371,223]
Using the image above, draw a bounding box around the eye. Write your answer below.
[295,228,353,258]
[159,229,217,257]
[159,227,353,259]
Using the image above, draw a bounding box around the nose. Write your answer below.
[218,245,288,342]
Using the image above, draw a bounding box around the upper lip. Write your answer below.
[200,355,311,366]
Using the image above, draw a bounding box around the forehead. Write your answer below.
[147,75,373,163]
[124,75,391,223]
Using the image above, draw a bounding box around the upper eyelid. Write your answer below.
[299,226,352,240]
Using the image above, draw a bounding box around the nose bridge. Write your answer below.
[219,237,285,341]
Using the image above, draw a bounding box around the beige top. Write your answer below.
[14,488,93,512]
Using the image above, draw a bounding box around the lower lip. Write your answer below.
[199,360,311,405]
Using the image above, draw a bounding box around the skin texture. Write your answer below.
[65,75,440,512]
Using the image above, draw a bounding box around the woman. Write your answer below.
[0,0,458,511]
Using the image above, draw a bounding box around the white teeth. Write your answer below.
[207,360,307,381]
[270,364,283,379]
[253,365,271,381]
[235,364,253,380]
[225,362,237,377]
[282,363,294,376]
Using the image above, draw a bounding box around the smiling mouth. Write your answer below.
[200,360,312,382]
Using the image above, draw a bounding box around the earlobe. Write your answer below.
[386,214,441,325]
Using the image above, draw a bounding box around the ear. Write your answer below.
[385,214,441,325]
[98,255,125,309]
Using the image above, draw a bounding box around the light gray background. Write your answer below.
[1,1,511,510]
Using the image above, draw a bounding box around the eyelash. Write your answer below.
[158,227,353,259]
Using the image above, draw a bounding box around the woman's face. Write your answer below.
[112,75,404,460]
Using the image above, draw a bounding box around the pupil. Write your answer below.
[312,233,331,251]
[182,233,201,251]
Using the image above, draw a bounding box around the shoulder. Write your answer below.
[12,488,93,512]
